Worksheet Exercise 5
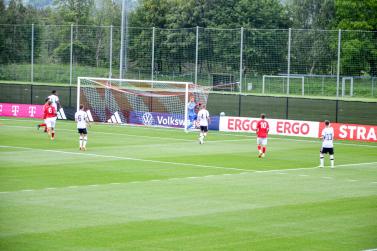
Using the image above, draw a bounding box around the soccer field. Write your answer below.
[0,118,376,251]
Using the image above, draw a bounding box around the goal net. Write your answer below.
[77,77,209,131]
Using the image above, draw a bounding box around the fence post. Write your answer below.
[31,24,34,84]
[109,25,113,79]
[287,28,291,95]
[336,29,341,97]
[195,26,199,84]
[335,99,339,122]
[239,27,244,93]
[286,97,289,119]
[30,84,33,104]
[238,94,242,116]
[69,86,72,107]
[70,24,73,86]
[151,27,155,81]
[120,0,126,79]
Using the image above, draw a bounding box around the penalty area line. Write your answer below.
[0,145,249,173]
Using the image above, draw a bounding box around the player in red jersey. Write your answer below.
[37,98,50,133]
[44,100,57,140]
[256,113,269,158]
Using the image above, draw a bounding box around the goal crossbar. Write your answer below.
[262,75,305,95]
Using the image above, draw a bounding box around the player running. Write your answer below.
[75,104,90,151]
[44,100,57,140]
[319,120,335,168]
[37,98,50,133]
[256,113,269,158]
[197,104,210,144]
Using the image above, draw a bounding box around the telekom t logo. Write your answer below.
[0,104,2,113]
[29,106,36,117]
[12,105,20,116]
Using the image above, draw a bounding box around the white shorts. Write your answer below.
[45,117,57,128]
[257,137,267,146]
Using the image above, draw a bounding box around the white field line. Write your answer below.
[1,145,376,173]
[0,145,248,172]
[1,123,377,147]
[1,145,377,194]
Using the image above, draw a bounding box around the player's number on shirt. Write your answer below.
[323,133,333,140]
[77,115,82,121]
[260,122,268,129]
[48,107,52,113]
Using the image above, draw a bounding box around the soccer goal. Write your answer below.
[341,77,354,97]
[262,75,305,95]
[77,77,209,132]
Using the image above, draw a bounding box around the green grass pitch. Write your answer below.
[0,118,376,251]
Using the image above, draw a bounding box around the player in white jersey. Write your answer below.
[319,120,335,168]
[75,104,90,151]
[197,104,210,144]
[48,90,60,111]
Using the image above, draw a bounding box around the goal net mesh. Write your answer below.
[78,78,209,129]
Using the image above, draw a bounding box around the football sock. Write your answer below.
[262,146,266,153]
[83,136,88,147]
[39,123,46,127]
[79,136,83,147]
[320,153,324,166]
[258,145,261,153]
[330,155,334,167]
[51,132,55,138]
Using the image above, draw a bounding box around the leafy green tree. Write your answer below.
[0,0,41,64]
[283,1,337,75]
[335,0,377,30]
[128,0,291,77]
[287,0,336,29]
[53,0,94,25]
[129,0,171,28]
[236,0,291,29]
[335,0,377,76]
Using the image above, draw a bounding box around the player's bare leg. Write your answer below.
[47,127,52,138]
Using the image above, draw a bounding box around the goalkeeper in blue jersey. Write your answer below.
[187,96,198,129]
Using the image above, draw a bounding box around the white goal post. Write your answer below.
[77,77,209,132]
[341,77,354,97]
[262,75,305,95]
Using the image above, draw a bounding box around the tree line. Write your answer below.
[0,0,376,78]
